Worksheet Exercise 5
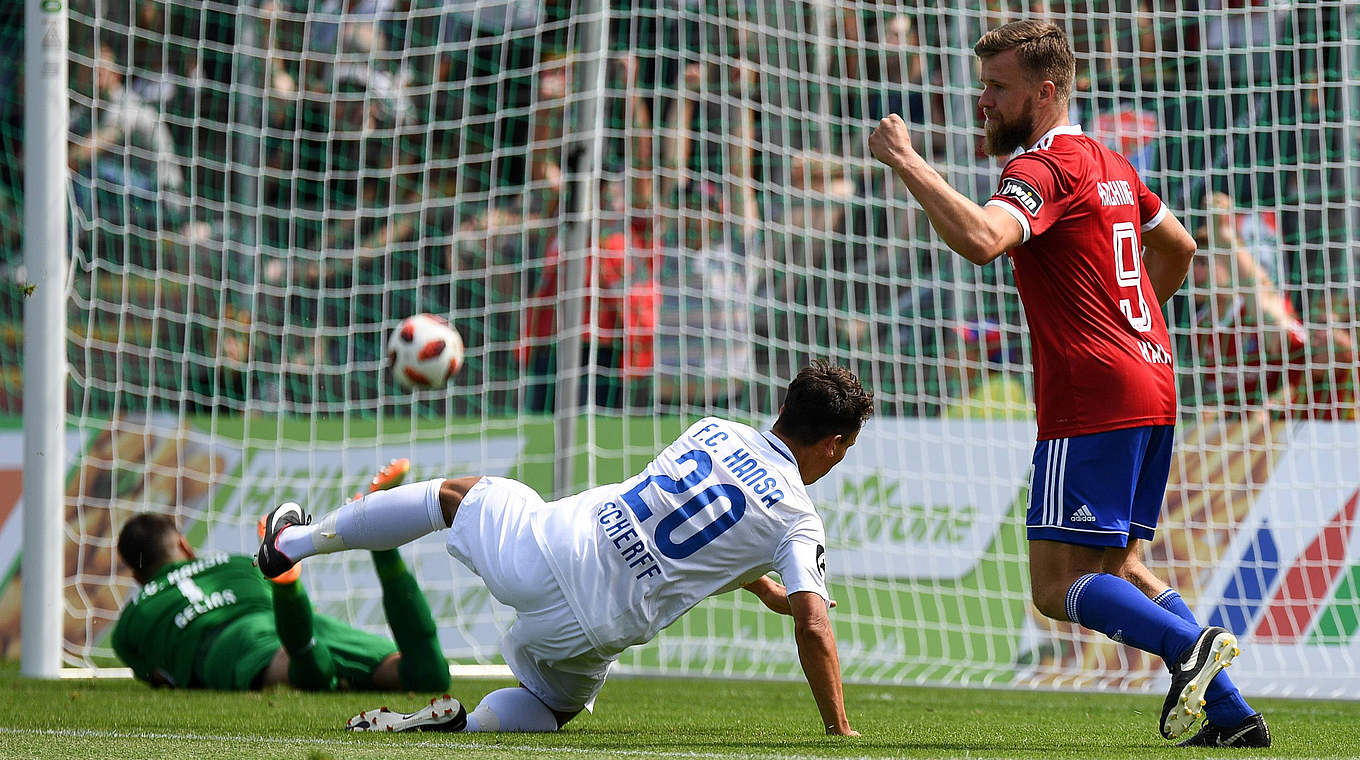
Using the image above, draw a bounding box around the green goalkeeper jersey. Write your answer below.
[112,553,275,687]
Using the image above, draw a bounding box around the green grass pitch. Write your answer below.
[1,671,1356,759]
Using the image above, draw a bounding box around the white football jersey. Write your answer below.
[530,417,829,656]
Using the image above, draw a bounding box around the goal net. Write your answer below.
[4,0,1359,697]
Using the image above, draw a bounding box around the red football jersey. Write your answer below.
[985,125,1177,440]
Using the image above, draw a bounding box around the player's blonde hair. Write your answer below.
[974,20,1075,104]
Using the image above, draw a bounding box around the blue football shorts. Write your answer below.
[1026,425,1174,548]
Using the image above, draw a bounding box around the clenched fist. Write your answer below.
[868,113,917,172]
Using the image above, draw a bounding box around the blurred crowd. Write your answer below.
[0,0,1355,418]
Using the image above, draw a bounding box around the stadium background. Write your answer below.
[0,1,1357,698]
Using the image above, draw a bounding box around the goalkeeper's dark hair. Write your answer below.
[974,20,1075,103]
[117,512,181,583]
[773,361,874,446]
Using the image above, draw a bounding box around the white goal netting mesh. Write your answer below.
[4,1,1359,697]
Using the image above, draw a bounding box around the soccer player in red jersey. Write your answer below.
[870,20,1269,748]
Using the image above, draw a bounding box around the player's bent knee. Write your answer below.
[1030,584,1070,621]
[465,687,560,732]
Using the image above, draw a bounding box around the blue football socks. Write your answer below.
[1065,573,1202,661]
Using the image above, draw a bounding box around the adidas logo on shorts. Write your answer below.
[1070,505,1097,523]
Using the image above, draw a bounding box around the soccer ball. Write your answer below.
[387,314,464,390]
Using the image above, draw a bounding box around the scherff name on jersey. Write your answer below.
[597,502,662,580]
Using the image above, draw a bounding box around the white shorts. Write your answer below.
[445,476,615,713]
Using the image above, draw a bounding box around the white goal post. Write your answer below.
[21,0,69,680]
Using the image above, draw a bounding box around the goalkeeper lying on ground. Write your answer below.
[112,460,449,692]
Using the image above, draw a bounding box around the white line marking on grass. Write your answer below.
[0,727,904,760]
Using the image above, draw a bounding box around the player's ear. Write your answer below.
[177,533,195,560]
[1039,79,1057,106]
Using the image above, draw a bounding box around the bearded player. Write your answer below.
[869,20,1268,748]
[257,361,871,736]
[113,460,448,693]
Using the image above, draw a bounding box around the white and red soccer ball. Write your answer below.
[387,313,464,390]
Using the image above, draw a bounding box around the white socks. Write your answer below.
[275,479,446,561]
[465,687,560,732]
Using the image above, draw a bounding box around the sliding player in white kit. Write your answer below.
[256,362,873,736]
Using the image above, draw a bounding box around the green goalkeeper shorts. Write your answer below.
[197,613,399,690]
[313,614,400,690]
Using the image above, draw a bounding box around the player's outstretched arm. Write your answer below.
[790,591,858,737]
[1141,212,1198,305]
[869,113,1023,265]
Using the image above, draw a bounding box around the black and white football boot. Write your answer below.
[1161,626,1240,740]
[1178,713,1271,748]
[255,501,309,580]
